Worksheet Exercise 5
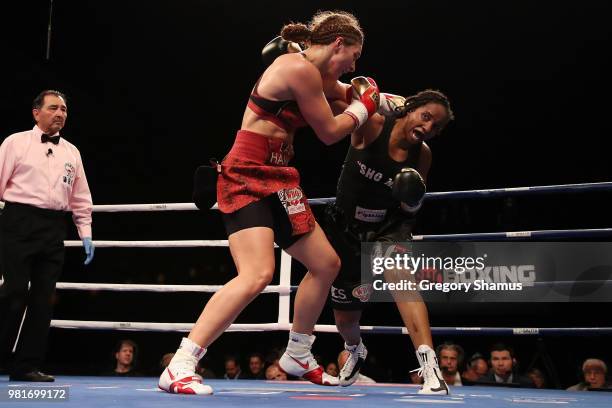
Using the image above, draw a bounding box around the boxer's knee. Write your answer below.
[315,252,341,282]
[240,267,275,295]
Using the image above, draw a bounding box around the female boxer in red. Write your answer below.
[160,10,380,394]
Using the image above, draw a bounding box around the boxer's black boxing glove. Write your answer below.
[193,159,221,210]
[261,36,303,67]
[391,168,426,214]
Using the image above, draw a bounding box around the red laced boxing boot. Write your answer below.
[279,331,339,386]
[158,337,213,395]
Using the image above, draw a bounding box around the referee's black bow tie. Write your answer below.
[41,134,60,145]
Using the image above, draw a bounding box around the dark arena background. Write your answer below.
[1,0,612,406]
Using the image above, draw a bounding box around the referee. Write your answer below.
[0,90,95,382]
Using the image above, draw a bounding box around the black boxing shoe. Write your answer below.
[9,370,55,382]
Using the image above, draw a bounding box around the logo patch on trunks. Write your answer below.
[352,284,372,302]
[278,188,305,214]
[355,206,386,223]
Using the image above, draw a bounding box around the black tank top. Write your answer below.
[336,116,421,227]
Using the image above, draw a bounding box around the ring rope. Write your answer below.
[50,321,285,332]
[412,228,612,241]
[311,181,612,205]
[54,280,611,293]
[423,181,612,200]
[92,203,199,212]
[64,240,230,248]
[47,182,612,338]
[61,181,612,213]
[48,320,612,336]
[56,282,295,294]
[63,227,612,248]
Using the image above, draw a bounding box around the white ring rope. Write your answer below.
[64,240,280,248]
[92,203,200,212]
[64,227,612,247]
[79,181,612,212]
[48,320,612,336]
[54,280,610,293]
[50,321,287,332]
[56,282,292,294]
[47,181,612,336]
[64,240,230,248]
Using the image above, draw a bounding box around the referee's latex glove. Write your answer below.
[83,237,95,265]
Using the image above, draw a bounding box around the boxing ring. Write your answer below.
[2,377,612,407]
[2,181,612,407]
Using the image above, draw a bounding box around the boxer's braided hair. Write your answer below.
[398,89,455,121]
[280,10,363,46]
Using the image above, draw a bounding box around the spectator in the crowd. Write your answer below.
[160,353,174,370]
[325,361,339,377]
[196,356,216,379]
[478,343,534,387]
[265,364,288,381]
[462,353,489,383]
[527,368,547,389]
[244,353,265,379]
[338,350,375,383]
[410,370,424,385]
[265,348,283,368]
[105,339,142,376]
[436,342,464,386]
[314,353,324,368]
[224,356,242,380]
[567,359,610,391]
[160,352,215,378]
[361,352,389,383]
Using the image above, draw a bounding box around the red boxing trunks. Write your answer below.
[217,130,315,236]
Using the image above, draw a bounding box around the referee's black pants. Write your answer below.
[0,202,66,375]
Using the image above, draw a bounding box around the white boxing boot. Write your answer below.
[158,337,213,395]
[414,344,449,395]
[339,339,368,386]
[279,331,339,386]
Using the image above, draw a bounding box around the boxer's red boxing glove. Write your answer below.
[342,76,380,130]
